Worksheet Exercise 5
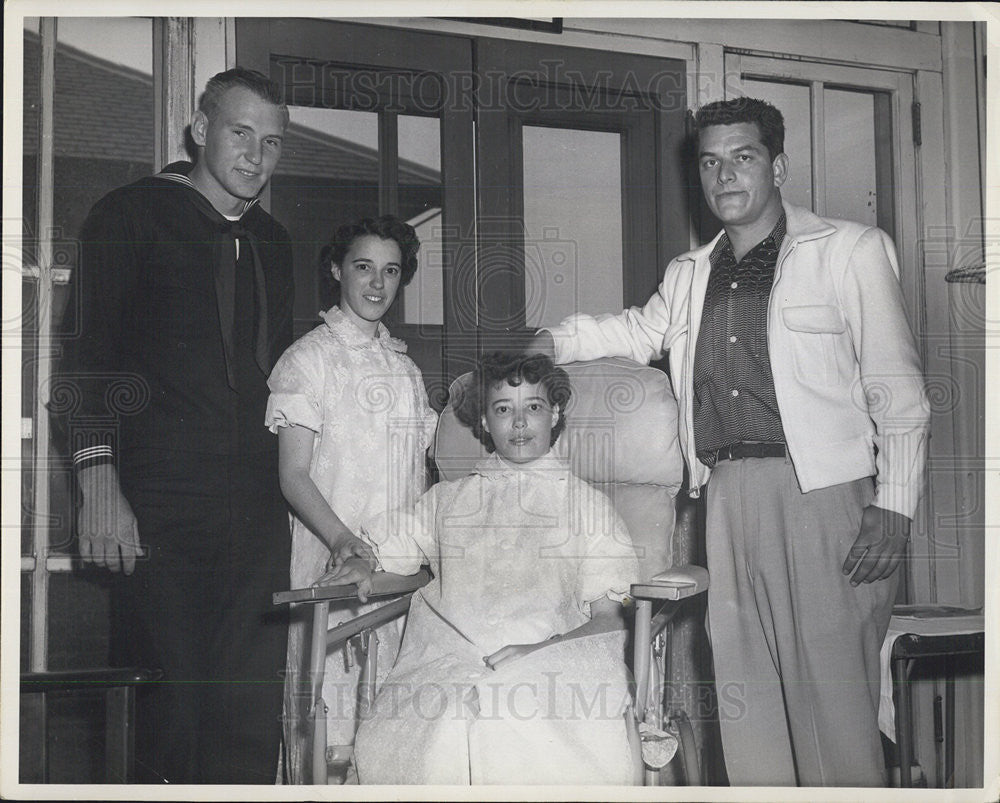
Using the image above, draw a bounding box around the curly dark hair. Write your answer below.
[318,215,421,306]
[695,97,785,162]
[453,352,572,453]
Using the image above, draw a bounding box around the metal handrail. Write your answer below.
[21,667,163,691]
[20,665,163,783]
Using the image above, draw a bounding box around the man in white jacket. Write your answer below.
[532,98,929,787]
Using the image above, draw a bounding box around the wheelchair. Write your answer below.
[273,358,709,785]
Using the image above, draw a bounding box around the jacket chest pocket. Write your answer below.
[780,304,852,386]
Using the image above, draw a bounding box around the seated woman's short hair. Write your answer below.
[453,351,571,453]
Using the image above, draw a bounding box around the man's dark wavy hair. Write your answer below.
[453,352,572,454]
[695,97,785,162]
[319,215,421,305]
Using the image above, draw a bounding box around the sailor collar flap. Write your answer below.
[153,161,261,224]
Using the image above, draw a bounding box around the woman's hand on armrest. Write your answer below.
[313,556,375,602]
[329,533,377,573]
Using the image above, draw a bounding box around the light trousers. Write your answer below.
[705,456,898,787]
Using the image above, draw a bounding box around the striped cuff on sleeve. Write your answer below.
[73,445,115,470]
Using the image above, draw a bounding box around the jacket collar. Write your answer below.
[320,305,407,353]
[781,199,837,243]
[674,200,836,265]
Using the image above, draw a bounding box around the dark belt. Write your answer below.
[714,442,786,462]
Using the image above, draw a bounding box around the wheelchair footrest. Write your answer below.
[639,722,679,769]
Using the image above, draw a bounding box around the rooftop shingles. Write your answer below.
[23,30,439,187]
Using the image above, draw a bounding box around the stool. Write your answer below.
[886,606,984,788]
[20,666,163,783]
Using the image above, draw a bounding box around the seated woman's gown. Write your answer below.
[355,451,639,784]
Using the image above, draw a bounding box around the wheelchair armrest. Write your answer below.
[272,566,433,606]
[630,564,709,601]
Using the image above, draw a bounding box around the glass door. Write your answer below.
[237,18,476,403]
[237,21,691,384]
[474,38,689,351]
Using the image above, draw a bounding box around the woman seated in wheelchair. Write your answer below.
[329,351,639,784]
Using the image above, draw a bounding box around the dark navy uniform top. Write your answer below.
[56,161,294,471]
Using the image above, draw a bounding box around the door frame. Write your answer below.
[722,52,969,608]
[723,54,922,328]
[236,18,477,391]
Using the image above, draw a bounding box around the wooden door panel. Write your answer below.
[237,18,475,400]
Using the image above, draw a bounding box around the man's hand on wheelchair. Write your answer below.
[526,330,556,359]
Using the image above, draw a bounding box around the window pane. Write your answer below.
[24,18,154,334]
[741,78,813,211]
[398,115,444,326]
[271,107,380,332]
[823,88,878,227]
[24,18,154,556]
[23,20,41,265]
[23,22,42,436]
[50,18,154,263]
[521,126,623,329]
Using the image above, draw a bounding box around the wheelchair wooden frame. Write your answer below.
[273,563,707,786]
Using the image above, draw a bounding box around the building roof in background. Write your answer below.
[22,31,440,186]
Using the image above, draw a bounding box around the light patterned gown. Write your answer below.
[355,451,639,785]
[265,306,437,784]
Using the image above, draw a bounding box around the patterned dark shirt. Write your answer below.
[693,214,787,466]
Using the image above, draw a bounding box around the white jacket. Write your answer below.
[548,201,930,520]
